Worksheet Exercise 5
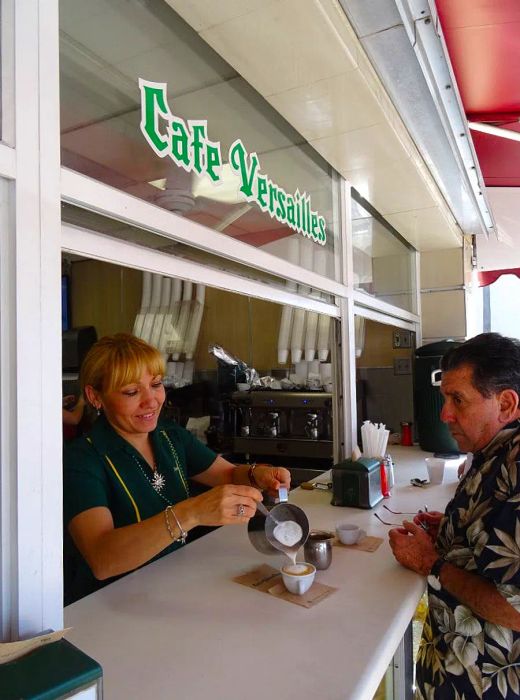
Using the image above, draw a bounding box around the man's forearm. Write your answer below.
[438,561,520,630]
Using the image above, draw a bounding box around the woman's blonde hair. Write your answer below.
[80,333,165,395]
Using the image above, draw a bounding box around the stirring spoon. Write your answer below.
[256,500,280,524]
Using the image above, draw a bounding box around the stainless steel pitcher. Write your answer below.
[247,488,309,556]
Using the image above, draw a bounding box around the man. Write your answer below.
[389,332,520,699]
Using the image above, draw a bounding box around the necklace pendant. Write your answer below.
[151,471,166,493]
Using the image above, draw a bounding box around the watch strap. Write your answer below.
[429,557,446,578]
[248,463,260,489]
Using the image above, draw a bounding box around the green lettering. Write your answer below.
[276,190,286,220]
[191,123,206,175]
[287,196,296,227]
[318,216,327,243]
[229,139,259,199]
[139,80,171,155]
[311,212,319,240]
[295,190,302,230]
[268,181,278,216]
[170,117,190,168]
[206,142,221,182]
[256,175,268,210]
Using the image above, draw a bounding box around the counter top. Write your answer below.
[65,446,463,700]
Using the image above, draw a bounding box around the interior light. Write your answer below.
[148,178,167,190]
[192,163,243,204]
[468,122,520,144]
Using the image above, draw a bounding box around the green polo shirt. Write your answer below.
[63,415,217,603]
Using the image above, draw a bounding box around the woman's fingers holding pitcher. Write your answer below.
[253,464,291,495]
[191,484,261,527]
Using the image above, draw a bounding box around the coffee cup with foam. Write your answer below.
[281,562,316,595]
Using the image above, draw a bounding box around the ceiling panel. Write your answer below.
[268,70,385,142]
[198,0,359,97]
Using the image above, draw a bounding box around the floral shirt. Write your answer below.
[416,421,520,700]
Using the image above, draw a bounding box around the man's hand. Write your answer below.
[389,520,438,575]
[413,511,443,543]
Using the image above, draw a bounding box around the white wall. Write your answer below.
[489,275,520,339]
[420,248,467,344]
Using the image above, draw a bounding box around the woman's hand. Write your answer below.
[388,520,438,576]
[251,464,291,496]
[413,510,443,543]
[184,484,263,528]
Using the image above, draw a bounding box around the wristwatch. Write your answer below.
[429,557,446,578]
[248,463,260,488]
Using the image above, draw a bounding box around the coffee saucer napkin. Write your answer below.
[333,534,383,552]
[233,564,337,608]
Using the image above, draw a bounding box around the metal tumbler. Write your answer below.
[303,530,334,570]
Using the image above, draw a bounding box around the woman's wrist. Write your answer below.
[248,463,260,489]
[169,498,198,532]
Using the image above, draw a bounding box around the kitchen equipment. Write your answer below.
[231,390,333,461]
[331,458,383,509]
[305,413,319,440]
[303,530,334,569]
[248,488,310,556]
[267,412,280,438]
[239,406,251,437]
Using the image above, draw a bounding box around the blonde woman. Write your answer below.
[64,333,290,603]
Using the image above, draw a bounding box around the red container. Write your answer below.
[380,461,390,498]
[400,421,413,446]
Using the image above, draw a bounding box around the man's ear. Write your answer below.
[498,389,519,423]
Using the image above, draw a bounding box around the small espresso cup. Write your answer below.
[425,457,445,485]
[336,522,362,545]
[304,530,334,570]
[281,562,316,595]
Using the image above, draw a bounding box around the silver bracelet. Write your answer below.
[166,505,188,545]
[164,506,176,539]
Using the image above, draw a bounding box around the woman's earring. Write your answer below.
[96,407,101,416]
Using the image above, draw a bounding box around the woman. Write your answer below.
[64,333,290,603]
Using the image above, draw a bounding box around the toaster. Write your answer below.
[331,458,383,509]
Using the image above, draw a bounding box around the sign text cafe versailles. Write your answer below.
[139,79,327,245]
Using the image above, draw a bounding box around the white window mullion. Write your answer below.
[62,224,340,318]
[9,0,62,638]
[0,144,16,180]
[61,168,347,299]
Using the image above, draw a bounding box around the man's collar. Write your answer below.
[479,419,520,458]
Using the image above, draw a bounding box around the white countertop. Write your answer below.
[65,446,462,700]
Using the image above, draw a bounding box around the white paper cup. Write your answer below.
[281,562,316,595]
[425,457,446,485]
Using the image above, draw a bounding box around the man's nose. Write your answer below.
[440,402,454,423]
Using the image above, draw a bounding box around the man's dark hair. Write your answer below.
[440,332,520,397]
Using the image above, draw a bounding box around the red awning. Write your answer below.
[478,268,520,287]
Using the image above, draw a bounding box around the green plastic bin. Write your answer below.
[414,340,462,454]
[0,638,102,699]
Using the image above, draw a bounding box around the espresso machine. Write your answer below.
[231,391,333,464]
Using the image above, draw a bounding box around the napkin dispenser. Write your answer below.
[331,458,383,509]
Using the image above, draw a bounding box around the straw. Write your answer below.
[360,421,390,459]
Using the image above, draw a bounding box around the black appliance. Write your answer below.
[231,390,333,462]
[62,326,97,373]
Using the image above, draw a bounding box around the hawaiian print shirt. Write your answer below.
[416,420,520,700]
